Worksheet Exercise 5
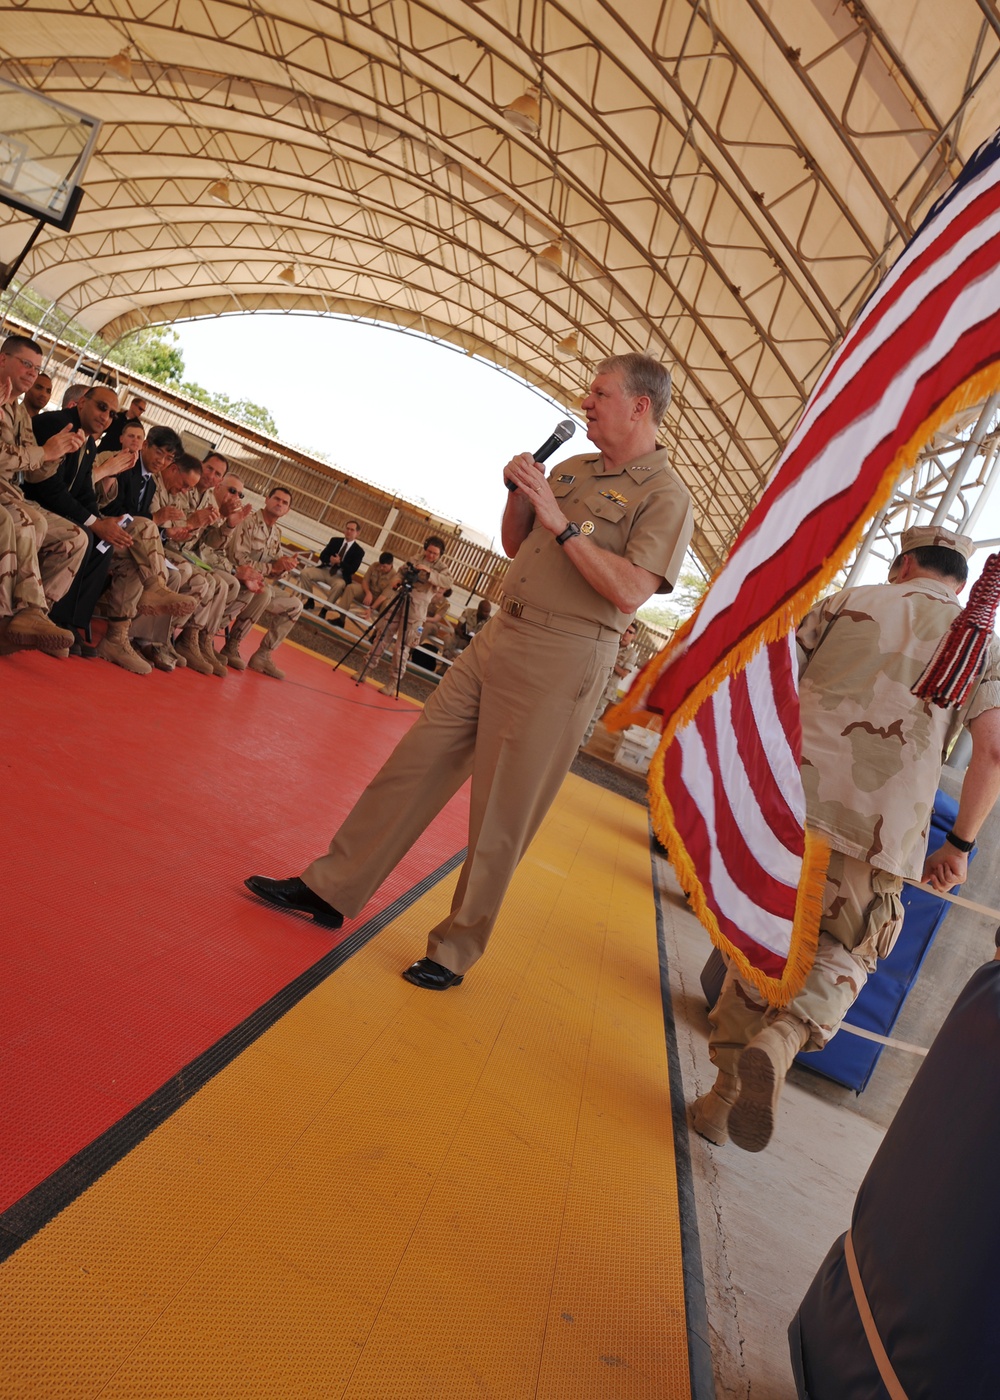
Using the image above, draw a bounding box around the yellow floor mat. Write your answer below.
[0,776,691,1399]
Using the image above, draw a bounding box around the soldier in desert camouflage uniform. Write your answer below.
[222,485,304,679]
[694,526,1000,1153]
[0,335,88,652]
[141,452,224,676]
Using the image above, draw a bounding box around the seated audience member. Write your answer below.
[443,599,492,659]
[135,451,219,675]
[60,383,89,410]
[93,420,146,502]
[420,586,454,645]
[0,501,74,656]
[29,384,130,643]
[337,551,397,618]
[23,371,52,417]
[79,419,197,675]
[192,471,265,646]
[301,520,365,614]
[0,336,89,651]
[221,485,304,680]
[99,395,148,454]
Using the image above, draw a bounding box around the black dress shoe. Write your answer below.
[401,957,464,990]
[244,875,344,930]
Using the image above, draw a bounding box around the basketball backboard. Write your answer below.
[0,77,100,231]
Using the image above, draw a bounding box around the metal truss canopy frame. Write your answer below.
[2,0,1000,571]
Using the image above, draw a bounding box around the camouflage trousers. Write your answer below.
[105,521,209,623]
[708,849,905,1066]
[163,549,226,630]
[374,590,430,674]
[0,495,87,612]
[230,581,302,651]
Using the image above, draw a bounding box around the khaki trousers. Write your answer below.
[303,611,616,973]
[708,849,905,1064]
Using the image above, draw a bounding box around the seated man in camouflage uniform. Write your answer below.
[222,484,304,679]
[0,334,89,652]
[694,526,1000,1153]
[141,451,226,676]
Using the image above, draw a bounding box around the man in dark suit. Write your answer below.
[28,384,129,636]
[300,519,365,614]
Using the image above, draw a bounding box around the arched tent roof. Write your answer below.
[2,1,999,570]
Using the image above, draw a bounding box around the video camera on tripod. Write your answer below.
[398,559,427,590]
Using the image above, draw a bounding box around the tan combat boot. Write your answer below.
[248,646,285,679]
[221,635,246,670]
[96,619,153,675]
[136,580,198,618]
[200,629,228,677]
[173,625,214,675]
[690,1071,740,1146]
[135,640,175,672]
[729,1014,810,1153]
[5,607,76,654]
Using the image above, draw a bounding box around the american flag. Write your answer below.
[612,128,1000,1005]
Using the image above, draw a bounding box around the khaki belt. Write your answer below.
[501,596,620,642]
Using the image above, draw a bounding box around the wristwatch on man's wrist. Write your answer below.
[945,829,975,853]
[555,521,581,546]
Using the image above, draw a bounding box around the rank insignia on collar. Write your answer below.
[556,473,575,483]
[599,488,628,506]
[630,464,654,471]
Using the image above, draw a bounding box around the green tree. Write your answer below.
[179,382,278,437]
[109,325,185,384]
[637,564,708,632]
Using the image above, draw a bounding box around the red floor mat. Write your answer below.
[1,639,469,1213]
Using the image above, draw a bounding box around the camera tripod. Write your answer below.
[332,573,415,698]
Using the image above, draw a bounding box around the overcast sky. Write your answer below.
[173,314,585,549]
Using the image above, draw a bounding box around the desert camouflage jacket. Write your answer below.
[796,576,1000,878]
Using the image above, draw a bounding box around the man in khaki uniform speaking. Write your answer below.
[695,526,1000,1154]
[246,353,693,987]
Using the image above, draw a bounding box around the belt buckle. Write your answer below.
[505,599,524,618]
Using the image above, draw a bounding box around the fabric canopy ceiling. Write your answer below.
[1,0,999,569]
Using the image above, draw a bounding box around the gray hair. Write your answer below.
[595,353,672,425]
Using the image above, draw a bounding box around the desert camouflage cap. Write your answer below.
[896,525,975,560]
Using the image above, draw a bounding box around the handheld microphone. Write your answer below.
[506,418,576,490]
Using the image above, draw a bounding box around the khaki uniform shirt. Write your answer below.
[360,561,395,602]
[0,400,52,504]
[179,487,217,551]
[503,446,693,630]
[196,516,238,572]
[227,509,285,572]
[797,577,1000,879]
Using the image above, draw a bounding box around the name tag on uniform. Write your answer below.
[555,473,575,483]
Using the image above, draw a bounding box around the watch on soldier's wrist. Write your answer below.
[555,521,581,546]
[945,829,975,853]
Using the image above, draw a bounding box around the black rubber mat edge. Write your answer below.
[0,850,467,1265]
[649,832,717,1400]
